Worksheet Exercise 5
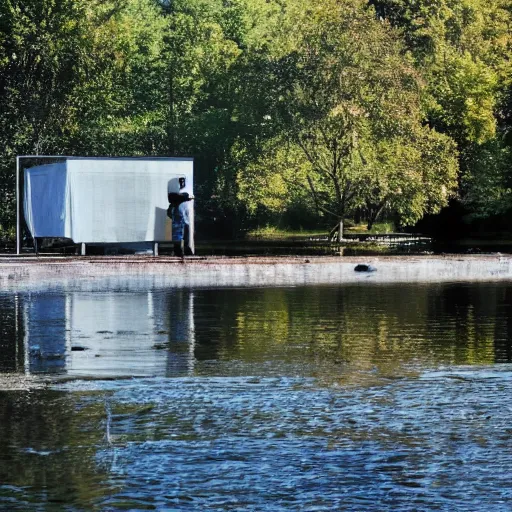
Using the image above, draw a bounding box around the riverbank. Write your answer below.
[1,254,512,290]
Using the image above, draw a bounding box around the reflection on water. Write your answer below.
[1,282,512,510]
[1,290,196,377]
[2,283,512,377]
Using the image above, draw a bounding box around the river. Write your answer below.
[1,281,512,510]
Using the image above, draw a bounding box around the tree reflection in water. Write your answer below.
[2,283,512,377]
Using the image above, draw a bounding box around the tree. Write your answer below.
[0,0,82,232]
[65,0,168,155]
[0,0,168,236]
[236,0,459,237]
[159,0,295,235]
[369,0,512,223]
[362,126,458,230]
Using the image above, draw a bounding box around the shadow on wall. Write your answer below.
[154,207,171,241]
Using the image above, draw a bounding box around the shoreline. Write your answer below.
[2,254,512,290]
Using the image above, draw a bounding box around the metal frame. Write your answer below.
[16,155,73,255]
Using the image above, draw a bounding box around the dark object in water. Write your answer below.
[354,264,376,272]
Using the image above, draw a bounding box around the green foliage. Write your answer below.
[370,0,512,221]
[67,0,168,154]
[0,0,511,239]
[0,0,168,231]
[236,138,311,215]
[462,140,512,217]
[235,0,458,232]
[362,126,458,227]
[0,0,86,228]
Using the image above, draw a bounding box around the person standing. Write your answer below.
[167,177,194,256]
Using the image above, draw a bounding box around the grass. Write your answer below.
[345,221,396,234]
[246,226,327,240]
[247,221,396,240]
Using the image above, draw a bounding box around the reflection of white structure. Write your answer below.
[22,292,71,374]
[164,291,196,376]
[21,290,196,377]
[21,157,193,252]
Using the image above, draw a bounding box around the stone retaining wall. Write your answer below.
[1,255,512,291]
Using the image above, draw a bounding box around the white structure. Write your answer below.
[19,157,193,253]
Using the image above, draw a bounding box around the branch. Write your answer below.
[335,132,353,172]
[296,138,333,182]
[306,175,339,218]
[296,137,317,168]
[373,200,387,221]
[344,185,357,204]
[318,124,332,153]
[332,170,343,207]
[368,199,388,229]
[358,146,368,167]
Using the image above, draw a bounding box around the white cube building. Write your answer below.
[23,157,193,246]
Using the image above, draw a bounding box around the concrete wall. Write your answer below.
[2,255,512,292]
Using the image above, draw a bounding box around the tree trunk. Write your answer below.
[367,202,386,231]
[329,219,344,242]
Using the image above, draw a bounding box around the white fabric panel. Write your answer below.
[24,163,70,238]
[24,158,193,244]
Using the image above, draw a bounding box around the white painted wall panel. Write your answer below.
[23,157,193,243]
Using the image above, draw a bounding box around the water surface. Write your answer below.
[1,282,512,510]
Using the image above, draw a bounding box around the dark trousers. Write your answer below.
[174,224,193,256]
